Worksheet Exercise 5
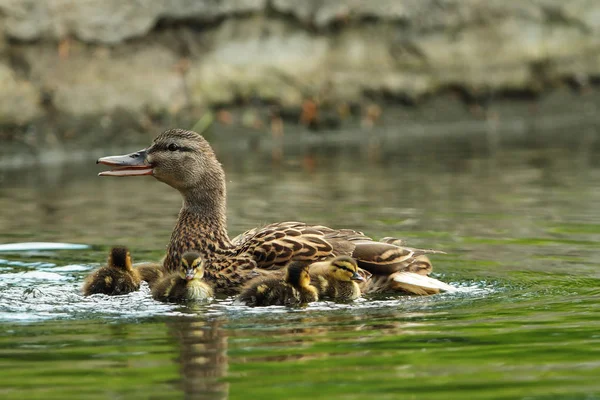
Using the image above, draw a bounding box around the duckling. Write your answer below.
[309,256,364,301]
[82,246,140,296]
[152,251,213,303]
[237,261,318,306]
[134,261,164,287]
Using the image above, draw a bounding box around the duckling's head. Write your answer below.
[328,256,363,282]
[285,261,312,288]
[98,129,225,193]
[108,246,133,271]
[179,251,205,281]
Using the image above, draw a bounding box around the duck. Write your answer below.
[82,246,141,296]
[152,251,214,303]
[97,128,452,295]
[237,261,318,306]
[309,256,364,301]
[360,255,457,295]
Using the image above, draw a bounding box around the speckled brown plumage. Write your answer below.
[98,129,450,295]
[82,246,140,296]
[161,208,257,294]
[359,255,454,295]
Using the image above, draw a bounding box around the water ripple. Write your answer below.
[0,259,496,323]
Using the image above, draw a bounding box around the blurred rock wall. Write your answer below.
[1,0,600,126]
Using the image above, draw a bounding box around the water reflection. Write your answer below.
[2,122,600,398]
[167,317,229,400]
[1,127,599,251]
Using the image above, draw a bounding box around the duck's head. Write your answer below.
[285,261,312,288]
[97,129,225,193]
[180,251,205,281]
[108,246,133,271]
[328,256,363,282]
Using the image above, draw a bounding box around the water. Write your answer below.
[1,122,600,399]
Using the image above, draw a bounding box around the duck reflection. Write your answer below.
[166,317,229,400]
[229,311,434,365]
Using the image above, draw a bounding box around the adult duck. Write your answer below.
[97,129,450,294]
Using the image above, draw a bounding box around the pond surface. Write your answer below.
[1,119,600,399]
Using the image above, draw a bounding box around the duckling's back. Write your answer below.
[311,275,358,301]
[82,267,140,296]
[238,277,302,306]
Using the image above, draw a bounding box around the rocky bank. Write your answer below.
[0,0,600,136]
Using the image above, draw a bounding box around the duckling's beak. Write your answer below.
[97,149,153,177]
[351,272,365,282]
[185,268,196,281]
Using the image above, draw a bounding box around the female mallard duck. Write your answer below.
[152,251,214,303]
[237,261,318,306]
[360,255,457,295]
[309,256,364,301]
[97,128,452,295]
[83,246,141,296]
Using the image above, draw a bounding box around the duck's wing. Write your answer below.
[349,241,446,275]
[233,222,444,277]
[231,221,334,246]
[235,222,340,270]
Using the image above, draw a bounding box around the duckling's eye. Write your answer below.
[167,143,179,152]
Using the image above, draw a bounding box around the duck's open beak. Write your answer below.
[351,272,365,282]
[97,149,153,177]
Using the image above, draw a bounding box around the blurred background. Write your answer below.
[1,0,600,157]
[1,1,600,399]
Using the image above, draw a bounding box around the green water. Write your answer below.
[1,126,600,399]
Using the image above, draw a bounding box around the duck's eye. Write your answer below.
[167,143,179,151]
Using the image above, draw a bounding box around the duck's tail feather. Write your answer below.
[390,271,457,295]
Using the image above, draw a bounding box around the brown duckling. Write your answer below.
[82,246,140,296]
[309,256,364,301]
[237,261,318,307]
[152,251,213,303]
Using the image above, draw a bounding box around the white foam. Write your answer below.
[0,242,89,252]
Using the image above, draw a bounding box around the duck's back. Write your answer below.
[231,222,357,270]
[231,222,438,276]
[83,267,140,296]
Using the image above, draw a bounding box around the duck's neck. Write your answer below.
[163,186,235,271]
